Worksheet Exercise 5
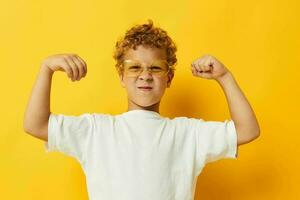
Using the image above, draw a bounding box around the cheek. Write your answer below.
[127,85,136,94]
[129,83,140,96]
[153,79,168,93]
[156,77,169,87]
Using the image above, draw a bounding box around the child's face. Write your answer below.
[119,45,174,109]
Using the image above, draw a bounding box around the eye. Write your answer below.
[129,66,141,69]
[151,66,162,70]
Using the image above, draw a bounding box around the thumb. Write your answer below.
[197,72,212,79]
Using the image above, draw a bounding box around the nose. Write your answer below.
[138,68,153,80]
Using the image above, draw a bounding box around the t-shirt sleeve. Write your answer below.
[191,118,238,165]
[44,113,95,164]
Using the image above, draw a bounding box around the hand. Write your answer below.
[40,53,87,82]
[191,54,229,81]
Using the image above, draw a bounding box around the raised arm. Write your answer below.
[23,53,87,141]
[23,65,53,141]
[216,72,260,146]
[191,54,260,146]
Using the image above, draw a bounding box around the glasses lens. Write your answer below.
[123,60,169,77]
[123,62,142,77]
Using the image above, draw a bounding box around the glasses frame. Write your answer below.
[121,59,171,78]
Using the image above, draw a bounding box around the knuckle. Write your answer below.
[66,54,72,59]
[61,57,67,63]
[63,55,69,59]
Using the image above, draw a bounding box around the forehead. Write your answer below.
[123,45,167,62]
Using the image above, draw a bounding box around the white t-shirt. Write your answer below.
[45,109,238,200]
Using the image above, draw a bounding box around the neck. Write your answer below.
[127,99,160,113]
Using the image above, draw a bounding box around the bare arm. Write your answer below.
[216,72,260,146]
[23,66,53,141]
[191,54,260,147]
[23,54,87,141]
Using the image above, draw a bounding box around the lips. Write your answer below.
[138,86,153,91]
[138,86,153,89]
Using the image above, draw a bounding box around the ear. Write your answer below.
[119,73,126,88]
[167,72,174,88]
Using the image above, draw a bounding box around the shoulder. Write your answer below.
[90,112,117,124]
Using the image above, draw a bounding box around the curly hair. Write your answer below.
[113,19,177,76]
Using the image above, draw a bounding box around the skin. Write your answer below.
[190,54,260,146]
[24,49,260,146]
[23,53,87,141]
[119,45,174,114]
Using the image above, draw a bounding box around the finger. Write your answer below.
[192,65,203,77]
[64,56,78,81]
[193,61,202,73]
[75,55,87,76]
[70,55,85,80]
[191,62,196,72]
[195,67,205,78]
[191,65,197,76]
[196,67,211,79]
[198,59,208,72]
[60,59,73,79]
[199,57,208,72]
[203,57,213,71]
[199,72,212,79]
[199,63,206,73]
[66,57,78,81]
[203,63,211,72]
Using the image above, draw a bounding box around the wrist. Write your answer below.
[216,71,234,86]
[40,64,54,75]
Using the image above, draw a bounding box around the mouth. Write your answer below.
[138,86,153,91]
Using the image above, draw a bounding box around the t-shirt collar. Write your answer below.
[122,109,161,117]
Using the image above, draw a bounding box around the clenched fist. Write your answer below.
[191,54,229,81]
[41,53,87,81]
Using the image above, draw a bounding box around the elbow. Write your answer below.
[23,124,34,135]
[236,125,260,145]
[253,130,260,140]
[23,114,51,135]
[250,127,261,141]
[23,121,31,134]
[256,128,261,138]
[254,124,261,138]
[23,118,35,135]
[23,115,33,134]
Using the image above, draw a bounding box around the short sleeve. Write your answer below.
[45,113,95,164]
[192,118,238,165]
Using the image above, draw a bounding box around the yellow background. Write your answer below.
[1,0,299,199]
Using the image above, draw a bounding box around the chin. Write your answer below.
[137,101,157,107]
[132,99,160,108]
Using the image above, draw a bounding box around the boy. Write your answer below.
[23,19,260,200]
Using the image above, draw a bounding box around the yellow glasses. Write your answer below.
[121,59,170,77]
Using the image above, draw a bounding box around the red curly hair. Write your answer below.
[113,19,177,76]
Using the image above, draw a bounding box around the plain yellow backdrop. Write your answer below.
[1,0,299,199]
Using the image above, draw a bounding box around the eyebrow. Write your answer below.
[123,59,168,63]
